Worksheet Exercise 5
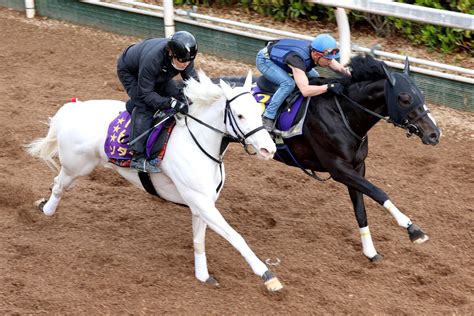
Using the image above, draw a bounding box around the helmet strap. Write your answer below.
[315,56,323,66]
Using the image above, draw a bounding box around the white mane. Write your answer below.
[184,70,224,115]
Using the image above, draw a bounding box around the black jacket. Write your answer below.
[118,38,198,110]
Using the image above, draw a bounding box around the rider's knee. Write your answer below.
[281,79,295,90]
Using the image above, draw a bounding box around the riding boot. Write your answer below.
[262,116,275,131]
[129,106,161,173]
[130,153,161,173]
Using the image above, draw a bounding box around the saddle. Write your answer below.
[252,77,316,170]
[252,76,310,138]
[104,111,175,168]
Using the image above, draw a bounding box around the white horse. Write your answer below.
[26,71,283,291]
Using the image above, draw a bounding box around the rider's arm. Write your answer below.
[137,64,169,110]
[290,65,328,97]
[137,46,174,111]
[329,59,351,76]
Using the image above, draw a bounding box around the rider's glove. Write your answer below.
[327,82,344,95]
[169,97,188,114]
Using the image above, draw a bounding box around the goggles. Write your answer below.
[314,48,340,58]
[172,55,194,63]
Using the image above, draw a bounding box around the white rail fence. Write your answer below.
[81,0,474,85]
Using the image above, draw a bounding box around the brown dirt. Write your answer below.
[1,8,473,315]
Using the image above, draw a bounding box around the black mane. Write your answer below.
[308,54,386,87]
[348,54,386,83]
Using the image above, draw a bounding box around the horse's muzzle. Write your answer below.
[247,144,275,160]
[258,147,275,160]
[422,130,441,145]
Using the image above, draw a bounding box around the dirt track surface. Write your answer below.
[1,8,473,314]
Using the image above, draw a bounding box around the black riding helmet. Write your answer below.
[167,31,198,63]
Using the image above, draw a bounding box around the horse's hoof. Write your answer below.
[262,270,283,292]
[408,223,430,244]
[369,254,383,263]
[413,234,429,244]
[34,198,47,212]
[264,277,283,292]
[204,276,219,287]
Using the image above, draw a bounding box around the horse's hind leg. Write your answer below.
[37,167,77,216]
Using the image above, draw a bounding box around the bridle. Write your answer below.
[184,91,266,193]
[400,110,430,138]
[184,91,266,165]
[335,89,429,141]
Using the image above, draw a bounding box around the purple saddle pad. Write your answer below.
[252,85,304,132]
[104,111,167,160]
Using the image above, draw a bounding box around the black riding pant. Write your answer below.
[129,105,155,157]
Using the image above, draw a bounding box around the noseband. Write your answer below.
[400,108,430,138]
[185,91,265,164]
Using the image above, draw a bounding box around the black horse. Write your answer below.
[219,54,440,262]
[259,55,441,261]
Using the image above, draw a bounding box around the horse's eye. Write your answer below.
[238,114,244,120]
[398,93,412,108]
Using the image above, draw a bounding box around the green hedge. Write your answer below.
[391,0,472,53]
[171,0,472,54]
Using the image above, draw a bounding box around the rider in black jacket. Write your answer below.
[117,31,198,173]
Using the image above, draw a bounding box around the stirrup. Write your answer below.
[130,157,161,173]
[262,117,275,131]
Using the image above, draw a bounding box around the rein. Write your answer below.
[334,96,367,142]
[184,91,265,193]
[185,91,265,164]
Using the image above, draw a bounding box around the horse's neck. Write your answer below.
[186,97,227,156]
[345,79,386,135]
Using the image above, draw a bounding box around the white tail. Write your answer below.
[25,117,60,171]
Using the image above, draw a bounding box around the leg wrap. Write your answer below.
[194,252,209,282]
[383,200,412,228]
[360,226,377,258]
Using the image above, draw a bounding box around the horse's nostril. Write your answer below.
[260,148,274,157]
[428,132,439,144]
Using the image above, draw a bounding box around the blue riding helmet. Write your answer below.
[311,34,340,59]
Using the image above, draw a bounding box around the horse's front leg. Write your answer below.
[347,163,383,262]
[191,215,219,286]
[329,160,429,245]
[189,197,283,292]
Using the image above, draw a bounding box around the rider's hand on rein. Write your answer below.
[327,82,344,95]
[170,97,189,115]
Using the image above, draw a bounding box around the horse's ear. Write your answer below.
[382,62,396,86]
[220,79,232,96]
[403,56,410,75]
[243,70,252,91]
